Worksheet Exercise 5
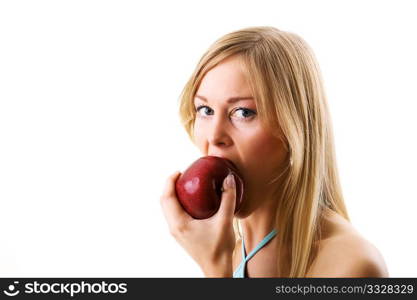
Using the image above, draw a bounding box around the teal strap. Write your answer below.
[233,229,277,278]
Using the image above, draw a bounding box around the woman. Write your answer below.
[160,26,388,277]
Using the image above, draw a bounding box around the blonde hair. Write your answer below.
[178,26,349,277]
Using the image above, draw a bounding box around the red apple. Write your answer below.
[175,156,244,219]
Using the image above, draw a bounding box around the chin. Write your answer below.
[233,199,253,219]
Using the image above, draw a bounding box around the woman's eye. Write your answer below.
[195,105,256,120]
[195,105,214,116]
[232,108,256,119]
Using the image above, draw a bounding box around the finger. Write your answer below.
[160,171,192,225]
[216,172,236,220]
[161,171,181,199]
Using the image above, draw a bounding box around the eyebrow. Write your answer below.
[195,94,254,103]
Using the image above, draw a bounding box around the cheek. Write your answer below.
[192,120,206,147]
[242,131,287,177]
[245,127,284,157]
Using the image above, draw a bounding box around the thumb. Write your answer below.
[217,172,236,219]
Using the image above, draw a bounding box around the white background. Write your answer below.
[0,0,416,277]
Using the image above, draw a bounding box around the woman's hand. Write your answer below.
[160,171,237,277]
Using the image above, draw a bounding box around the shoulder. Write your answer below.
[307,211,388,277]
[308,233,388,277]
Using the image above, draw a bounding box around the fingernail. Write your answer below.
[224,173,235,189]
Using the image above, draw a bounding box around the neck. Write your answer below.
[239,192,279,254]
[237,183,291,277]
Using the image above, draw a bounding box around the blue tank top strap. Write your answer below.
[233,229,277,278]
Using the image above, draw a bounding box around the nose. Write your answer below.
[207,113,232,148]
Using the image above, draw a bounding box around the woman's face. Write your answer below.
[192,55,288,214]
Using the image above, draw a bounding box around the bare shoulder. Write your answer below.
[307,209,389,277]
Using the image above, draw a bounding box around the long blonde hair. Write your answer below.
[178,26,349,277]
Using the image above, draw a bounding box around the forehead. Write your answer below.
[196,56,253,101]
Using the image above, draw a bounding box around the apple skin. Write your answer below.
[175,156,244,219]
